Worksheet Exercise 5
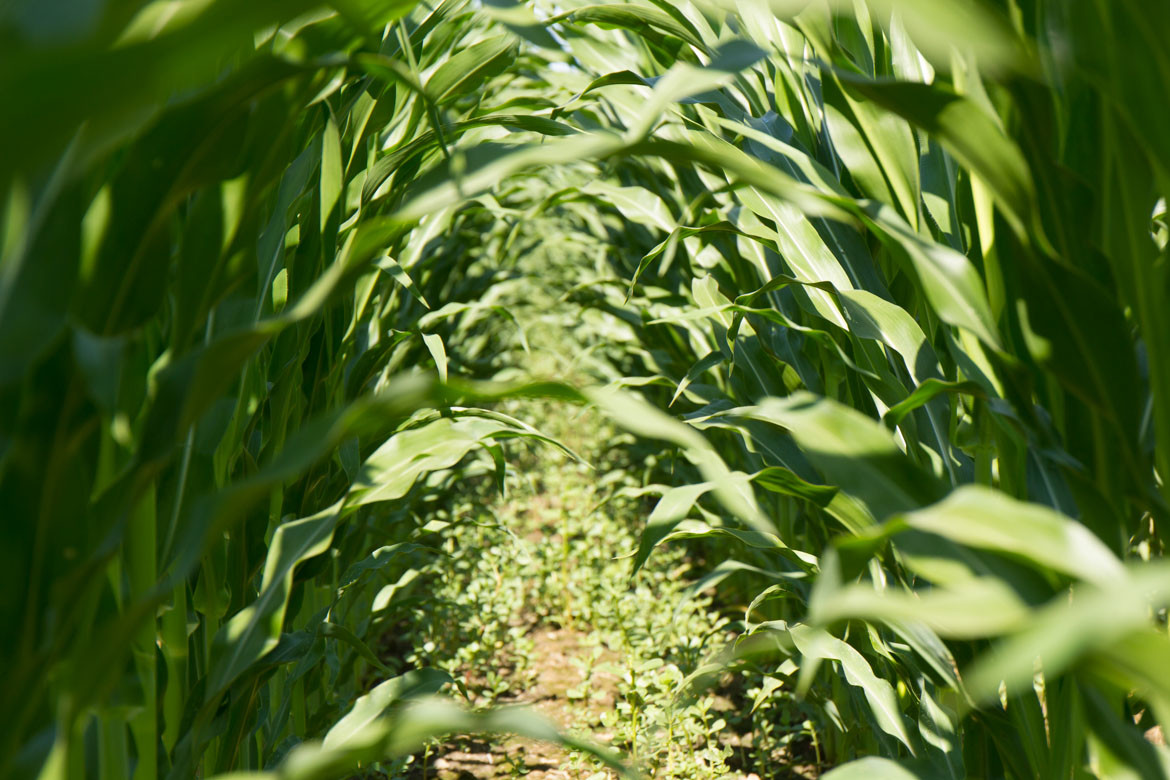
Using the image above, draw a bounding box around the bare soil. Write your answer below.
[417,626,620,780]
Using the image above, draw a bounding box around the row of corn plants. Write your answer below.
[503,0,1170,777]
[5,0,1170,778]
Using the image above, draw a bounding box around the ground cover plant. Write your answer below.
[2,0,1170,779]
[380,401,781,780]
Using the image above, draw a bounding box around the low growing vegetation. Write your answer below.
[3,0,1170,779]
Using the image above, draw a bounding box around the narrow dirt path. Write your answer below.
[384,402,820,780]
[426,627,621,780]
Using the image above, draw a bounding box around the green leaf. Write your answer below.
[426,36,516,105]
[480,0,562,51]
[859,202,1002,349]
[839,75,1035,239]
[822,757,936,780]
[897,485,1125,587]
[751,466,838,507]
[882,379,984,428]
[553,4,705,49]
[207,500,345,697]
[321,669,452,751]
[346,416,503,508]
[421,332,448,382]
[963,562,1170,705]
[318,622,394,675]
[810,577,1030,639]
[320,111,343,235]
[587,386,769,532]
[631,482,715,574]
[763,0,1026,73]
[729,393,946,520]
[0,6,314,185]
[374,255,431,309]
[789,624,917,752]
[822,74,920,229]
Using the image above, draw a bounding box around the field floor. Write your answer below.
[380,402,821,780]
